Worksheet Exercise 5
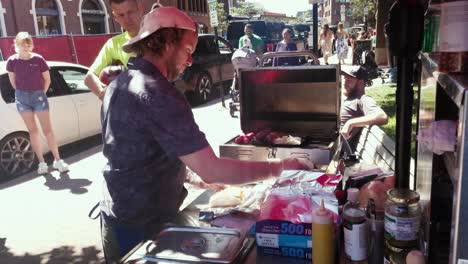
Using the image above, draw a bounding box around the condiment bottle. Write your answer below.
[343,188,368,261]
[312,199,334,264]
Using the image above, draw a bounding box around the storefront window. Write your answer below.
[36,0,62,35]
[82,0,106,34]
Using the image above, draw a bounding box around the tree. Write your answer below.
[216,2,228,34]
[350,0,377,27]
[230,0,265,18]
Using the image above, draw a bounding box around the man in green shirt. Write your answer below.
[84,0,144,100]
[238,24,264,56]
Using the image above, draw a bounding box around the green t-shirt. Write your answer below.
[239,34,264,53]
[89,31,135,76]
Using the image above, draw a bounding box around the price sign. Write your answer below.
[208,0,218,27]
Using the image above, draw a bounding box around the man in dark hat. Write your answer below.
[340,65,388,152]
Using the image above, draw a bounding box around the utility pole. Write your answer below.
[309,0,319,53]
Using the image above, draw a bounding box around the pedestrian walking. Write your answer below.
[274,28,299,66]
[84,0,144,100]
[239,23,264,56]
[99,7,310,263]
[319,24,334,65]
[335,22,350,65]
[6,32,69,175]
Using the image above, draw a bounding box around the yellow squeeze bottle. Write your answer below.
[312,199,334,264]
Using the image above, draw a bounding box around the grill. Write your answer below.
[220,65,341,166]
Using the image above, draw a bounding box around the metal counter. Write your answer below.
[122,189,311,264]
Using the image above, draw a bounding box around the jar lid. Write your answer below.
[387,188,420,204]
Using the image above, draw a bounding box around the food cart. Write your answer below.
[120,1,468,262]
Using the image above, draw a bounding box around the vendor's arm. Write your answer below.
[85,71,106,100]
[85,40,114,100]
[180,147,305,185]
[148,87,309,186]
[185,168,224,191]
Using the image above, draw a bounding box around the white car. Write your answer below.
[0,61,101,179]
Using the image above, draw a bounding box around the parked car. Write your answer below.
[176,34,235,105]
[0,61,101,180]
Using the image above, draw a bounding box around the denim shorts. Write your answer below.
[15,90,49,113]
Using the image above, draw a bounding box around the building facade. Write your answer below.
[0,0,210,37]
[219,0,239,16]
[320,0,352,27]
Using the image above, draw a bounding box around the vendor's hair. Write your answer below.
[130,28,192,57]
[14,32,33,52]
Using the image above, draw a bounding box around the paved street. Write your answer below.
[0,97,241,264]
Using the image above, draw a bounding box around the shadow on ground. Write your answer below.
[0,243,103,264]
[0,135,102,190]
[43,172,92,194]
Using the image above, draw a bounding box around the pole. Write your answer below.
[214,26,225,107]
[395,57,413,189]
[313,3,318,53]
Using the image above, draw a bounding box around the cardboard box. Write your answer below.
[255,219,312,260]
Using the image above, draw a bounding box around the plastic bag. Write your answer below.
[417,120,457,155]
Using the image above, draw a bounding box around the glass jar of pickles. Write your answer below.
[384,189,421,249]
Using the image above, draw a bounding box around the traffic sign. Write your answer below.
[208,0,218,27]
[340,5,346,22]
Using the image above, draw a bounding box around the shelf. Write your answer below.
[419,52,468,108]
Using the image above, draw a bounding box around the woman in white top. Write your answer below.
[335,22,350,65]
[319,24,334,65]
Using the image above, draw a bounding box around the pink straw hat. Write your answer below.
[122,7,196,53]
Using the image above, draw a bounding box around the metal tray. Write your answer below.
[220,136,335,165]
[142,226,251,263]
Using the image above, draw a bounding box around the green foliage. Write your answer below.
[349,0,377,27]
[298,11,313,23]
[216,2,228,34]
[366,83,419,157]
[230,0,265,18]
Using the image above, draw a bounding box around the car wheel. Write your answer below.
[0,132,36,180]
[195,72,212,105]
